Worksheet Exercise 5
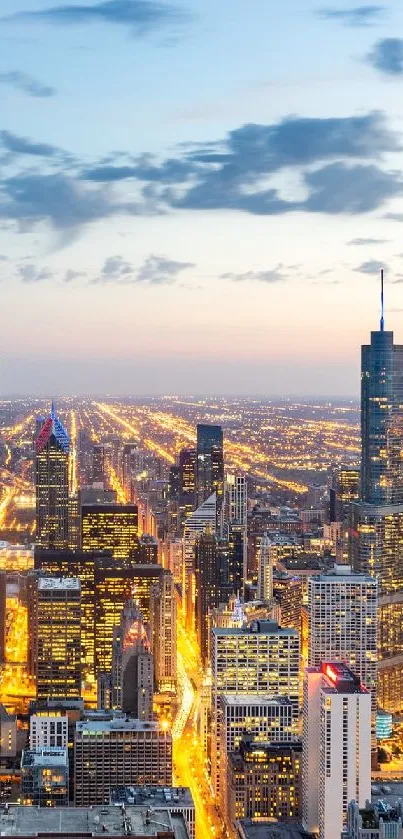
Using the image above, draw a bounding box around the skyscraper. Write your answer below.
[94,558,136,674]
[308,567,378,743]
[195,530,219,663]
[211,620,300,799]
[150,569,177,692]
[91,444,105,485]
[361,295,403,505]
[35,403,69,550]
[197,424,224,509]
[224,473,247,527]
[179,447,197,523]
[302,663,371,839]
[34,548,107,678]
[351,503,403,711]
[183,492,216,626]
[33,577,81,701]
[81,504,139,563]
[351,279,403,712]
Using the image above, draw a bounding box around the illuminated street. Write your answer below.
[174,620,224,839]
[1,598,35,712]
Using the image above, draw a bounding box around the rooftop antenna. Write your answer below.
[380,269,385,332]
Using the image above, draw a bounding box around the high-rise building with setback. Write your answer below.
[211,620,300,800]
[351,283,403,712]
[197,424,224,510]
[82,504,139,563]
[35,403,69,550]
[150,569,177,692]
[33,577,81,701]
[302,663,371,839]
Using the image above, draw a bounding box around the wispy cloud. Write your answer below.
[316,5,384,27]
[1,130,59,157]
[367,38,403,75]
[64,269,86,283]
[0,71,55,98]
[354,260,387,275]
[18,264,53,283]
[92,254,195,285]
[137,255,194,284]
[347,237,389,245]
[4,0,191,37]
[221,267,287,284]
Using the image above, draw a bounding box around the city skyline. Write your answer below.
[2,1,403,394]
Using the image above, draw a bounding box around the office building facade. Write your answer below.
[308,567,378,732]
[33,577,81,701]
[74,716,172,805]
[227,739,302,831]
[211,620,300,799]
[82,504,138,562]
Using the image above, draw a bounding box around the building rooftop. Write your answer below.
[110,786,194,809]
[310,566,377,584]
[213,620,298,637]
[371,780,403,809]
[219,695,292,708]
[38,577,81,591]
[307,662,369,695]
[21,748,68,767]
[0,806,188,838]
[76,717,167,734]
[237,821,313,839]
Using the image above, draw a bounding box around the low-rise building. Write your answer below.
[20,748,69,807]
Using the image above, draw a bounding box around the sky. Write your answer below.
[1,1,403,396]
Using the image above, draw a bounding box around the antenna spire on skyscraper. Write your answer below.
[380,268,385,332]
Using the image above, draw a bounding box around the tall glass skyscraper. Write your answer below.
[351,290,403,712]
[35,403,69,550]
[196,424,224,508]
[361,328,403,504]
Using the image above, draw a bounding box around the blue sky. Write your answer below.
[1,0,403,395]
